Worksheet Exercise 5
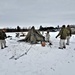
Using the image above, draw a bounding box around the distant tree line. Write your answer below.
[0,26,29,32]
[0,25,60,32]
[39,25,60,32]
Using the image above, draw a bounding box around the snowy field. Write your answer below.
[0,32,75,75]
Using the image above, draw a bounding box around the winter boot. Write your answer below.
[58,47,63,49]
[1,47,4,49]
[63,46,66,49]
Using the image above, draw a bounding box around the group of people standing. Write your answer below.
[45,25,72,49]
[56,25,72,49]
[0,29,7,49]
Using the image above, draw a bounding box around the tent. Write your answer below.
[19,26,45,44]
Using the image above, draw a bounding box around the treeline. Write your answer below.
[1,25,75,32]
[39,26,59,32]
[0,25,75,32]
[0,25,60,32]
[0,26,29,32]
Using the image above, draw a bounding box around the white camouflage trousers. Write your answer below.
[66,36,70,45]
[59,39,66,48]
[0,40,6,48]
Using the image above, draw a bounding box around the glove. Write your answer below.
[55,36,57,38]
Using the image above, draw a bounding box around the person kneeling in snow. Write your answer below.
[45,30,52,45]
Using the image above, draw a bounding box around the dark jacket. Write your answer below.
[56,27,69,39]
[0,31,7,40]
[0,31,2,39]
[66,27,72,36]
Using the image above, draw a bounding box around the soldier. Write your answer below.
[0,29,7,49]
[45,30,50,42]
[66,25,72,45]
[56,25,68,49]
[45,30,52,45]
[0,30,3,49]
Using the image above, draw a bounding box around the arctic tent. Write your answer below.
[19,26,45,44]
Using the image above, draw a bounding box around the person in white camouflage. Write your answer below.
[45,30,52,45]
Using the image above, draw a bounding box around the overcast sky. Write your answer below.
[0,0,75,28]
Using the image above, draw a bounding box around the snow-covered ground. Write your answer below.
[0,32,75,75]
